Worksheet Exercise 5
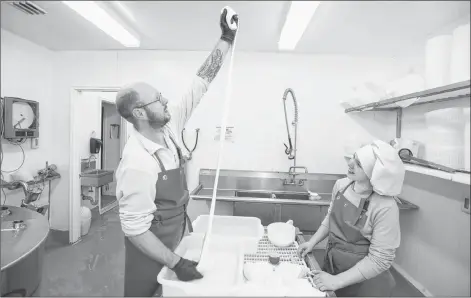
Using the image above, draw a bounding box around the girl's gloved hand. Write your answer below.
[220,6,239,44]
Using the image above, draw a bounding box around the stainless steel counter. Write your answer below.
[192,187,332,206]
[190,169,418,232]
[1,205,49,296]
[190,169,343,232]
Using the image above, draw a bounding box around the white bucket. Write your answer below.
[80,206,92,236]
[191,215,264,254]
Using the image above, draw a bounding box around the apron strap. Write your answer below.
[153,151,166,172]
[337,181,354,198]
[180,204,193,240]
[353,188,374,226]
[168,133,184,166]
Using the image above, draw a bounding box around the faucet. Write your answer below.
[283,88,298,165]
[10,181,41,212]
[87,155,97,169]
[282,88,308,186]
[283,166,308,186]
[11,181,29,199]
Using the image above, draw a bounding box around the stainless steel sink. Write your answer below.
[80,169,114,187]
[81,169,111,176]
[235,190,310,200]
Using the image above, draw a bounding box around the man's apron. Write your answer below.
[124,134,192,297]
[322,181,396,297]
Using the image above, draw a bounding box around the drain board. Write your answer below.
[243,231,317,288]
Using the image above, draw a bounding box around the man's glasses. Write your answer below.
[135,92,163,109]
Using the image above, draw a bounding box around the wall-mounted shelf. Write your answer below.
[344,80,470,139]
[405,164,470,185]
[344,80,470,113]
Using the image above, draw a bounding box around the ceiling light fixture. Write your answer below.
[112,1,136,23]
[278,1,321,51]
[62,1,140,47]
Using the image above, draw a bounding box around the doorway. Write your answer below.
[69,88,131,244]
[99,101,121,214]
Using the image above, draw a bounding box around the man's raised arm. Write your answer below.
[174,7,238,133]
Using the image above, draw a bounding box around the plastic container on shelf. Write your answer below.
[464,108,470,171]
[80,206,92,236]
[425,128,465,146]
[425,34,453,89]
[450,23,471,84]
[191,215,264,254]
[425,108,465,126]
[425,145,464,169]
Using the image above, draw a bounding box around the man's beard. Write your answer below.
[145,108,171,129]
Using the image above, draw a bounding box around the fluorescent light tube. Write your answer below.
[278,1,321,51]
[62,1,140,47]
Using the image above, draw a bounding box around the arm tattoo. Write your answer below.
[197,49,223,83]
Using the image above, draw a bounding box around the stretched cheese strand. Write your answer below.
[197,17,239,272]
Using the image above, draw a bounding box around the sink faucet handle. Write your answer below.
[289,166,308,174]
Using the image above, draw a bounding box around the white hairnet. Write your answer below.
[355,140,405,196]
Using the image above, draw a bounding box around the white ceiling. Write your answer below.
[1,1,470,57]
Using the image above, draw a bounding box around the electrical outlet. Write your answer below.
[31,138,39,149]
[462,197,470,214]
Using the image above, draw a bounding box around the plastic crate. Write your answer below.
[191,215,264,254]
[157,233,245,296]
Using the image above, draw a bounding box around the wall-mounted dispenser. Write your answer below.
[90,137,103,154]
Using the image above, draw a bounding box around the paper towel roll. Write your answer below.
[425,35,453,89]
[450,23,471,84]
[464,108,470,171]
[425,145,464,169]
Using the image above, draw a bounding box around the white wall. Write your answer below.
[2,27,469,295]
[51,48,470,295]
[52,49,413,226]
[0,29,56,218]
[397,172,470,296]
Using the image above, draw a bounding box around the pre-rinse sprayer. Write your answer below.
[282,88,308,186]
[283,88,299,166]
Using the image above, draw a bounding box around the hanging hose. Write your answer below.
[181,128,200,160]
[283,88,298,161]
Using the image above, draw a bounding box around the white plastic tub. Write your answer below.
[191,215,264,254]
[157,233,245,296]
[80,206,92,236]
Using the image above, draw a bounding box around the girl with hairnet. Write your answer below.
[298,140,405,297]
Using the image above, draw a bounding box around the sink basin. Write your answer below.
[235,191,310,201]
[81,169,111,176]
[80,169,114,187]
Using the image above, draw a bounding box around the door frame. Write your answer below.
[97,98,122,214]
[69,86,126,244]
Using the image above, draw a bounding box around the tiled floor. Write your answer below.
[37,212,424,297]
[38,207,125,296]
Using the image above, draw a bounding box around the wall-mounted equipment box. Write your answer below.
[2,97,39,139]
